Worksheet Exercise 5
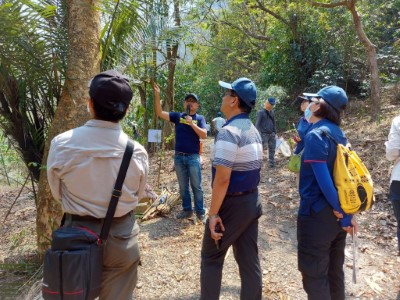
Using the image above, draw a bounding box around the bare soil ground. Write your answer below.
[1,86,400,299]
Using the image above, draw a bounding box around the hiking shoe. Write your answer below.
[196,213,207,225]
[176,210,193,219]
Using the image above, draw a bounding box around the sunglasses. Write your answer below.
[309,98,321,104]
[222,91,237,98]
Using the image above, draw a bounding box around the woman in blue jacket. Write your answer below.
[297,86,357,300]
[293,96,313,155]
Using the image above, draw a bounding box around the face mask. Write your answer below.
[304,103,312,122]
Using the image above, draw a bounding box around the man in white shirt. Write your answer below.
[385,115,400,255]
[212,112,225,136]
[47,70,148,299]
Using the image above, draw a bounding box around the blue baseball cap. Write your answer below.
[219,77,257,108]
[184,93,199,102]
[268,97,276,105]
[303,86,348,112]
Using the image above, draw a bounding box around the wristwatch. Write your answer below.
[209,213,219,220]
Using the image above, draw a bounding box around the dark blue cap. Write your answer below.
[268,97,276,105]
[303,86,348,112]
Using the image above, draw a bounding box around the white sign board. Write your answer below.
[148,129,162,143]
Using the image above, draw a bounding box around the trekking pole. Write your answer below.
[352,226,357,284]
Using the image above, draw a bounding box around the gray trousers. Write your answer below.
[261,132,276,164]
[200,191,263,300]
[65,212,140,300]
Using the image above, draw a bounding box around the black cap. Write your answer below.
[184,93,199,102]
[89,70,133,112]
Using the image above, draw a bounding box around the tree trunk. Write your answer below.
[137,84,149,148]
[346,0,380,120]
[163,44,178,150]
[162,0,181,150]
[36,0,101,255]
[310,0,381,120]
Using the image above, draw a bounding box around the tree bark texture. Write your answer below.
[36,0,101,254]
[310,0,381,119]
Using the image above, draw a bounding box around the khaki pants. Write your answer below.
[65,213,140,300]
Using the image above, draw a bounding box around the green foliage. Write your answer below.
[122,104,147,144]
[0,0,398,166]
[99,0,140,70]
[0,131,28,186]
[0,0,67,181]
[164,132,175,145]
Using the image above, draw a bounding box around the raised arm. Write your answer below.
[153,82,170,121]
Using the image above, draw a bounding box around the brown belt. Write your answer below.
[226,188,258,197]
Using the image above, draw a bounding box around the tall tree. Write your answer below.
[310,0,381,119]
[36,0,101,254]
[159,0,181,149]
[98,0,186,150]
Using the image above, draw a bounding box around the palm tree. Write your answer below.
[102,0,187,150]
[0,0,67,181]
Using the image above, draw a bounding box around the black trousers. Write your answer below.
[389,180,400,250]
[200,191,263,300]
[297,205,347,300]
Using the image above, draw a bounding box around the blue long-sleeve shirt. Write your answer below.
[294,117,312,154]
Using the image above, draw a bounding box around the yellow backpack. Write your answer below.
[324,131,374,214]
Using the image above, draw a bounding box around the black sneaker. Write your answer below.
[176,210,193,219]
[196,213,207,224]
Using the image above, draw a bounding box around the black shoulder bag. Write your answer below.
[42,140,134,300]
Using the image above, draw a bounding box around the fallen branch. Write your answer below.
[140,189,180,221]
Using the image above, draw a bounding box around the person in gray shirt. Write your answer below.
[255,97,277,167]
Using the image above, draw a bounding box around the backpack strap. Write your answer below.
[321,129,353,150]
[100,140,134,242]
[320,130,338,145]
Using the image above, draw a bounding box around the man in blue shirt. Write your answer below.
[200,77,263,300]
[153,84,207,224]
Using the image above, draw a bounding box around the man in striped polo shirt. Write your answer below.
[200,77,263,300]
